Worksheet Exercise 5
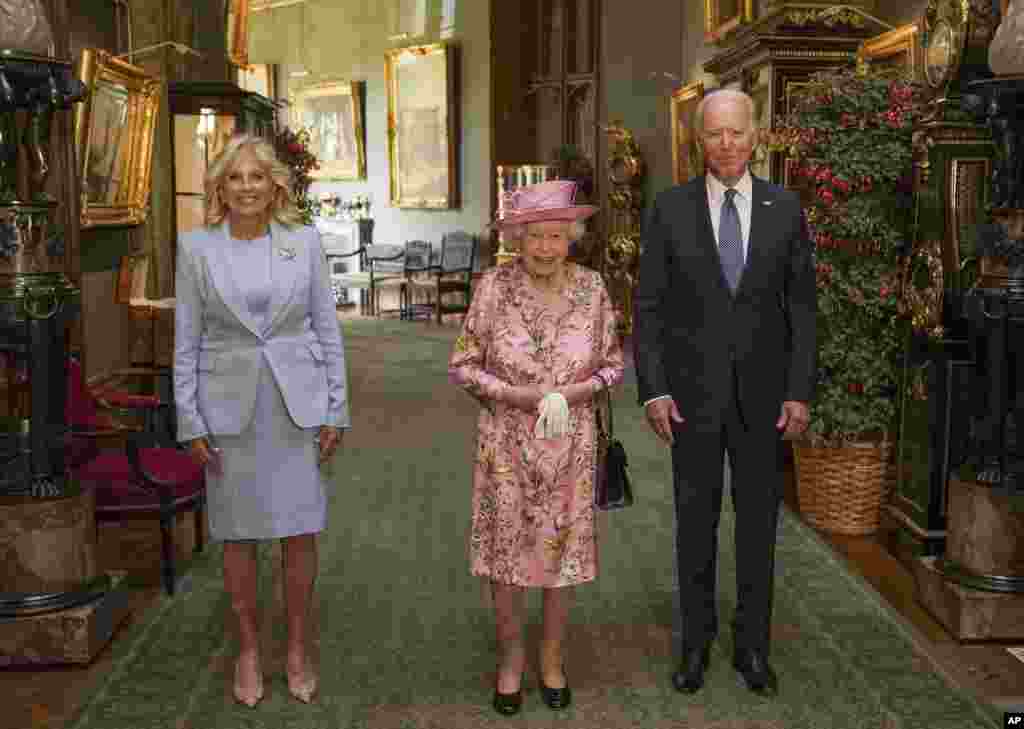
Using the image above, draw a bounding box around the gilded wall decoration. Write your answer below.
[704,0,754,43]
[603,121,642,334]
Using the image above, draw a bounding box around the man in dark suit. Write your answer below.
[633,89,816,696]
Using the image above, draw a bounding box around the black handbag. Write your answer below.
[594,391,633,510]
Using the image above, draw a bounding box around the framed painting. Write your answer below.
[704,0,754,43]
[385,43,461,209]
[74,48,161,228]
[671,81,704,184]
[226,0,250,67]
[292,80,367,181]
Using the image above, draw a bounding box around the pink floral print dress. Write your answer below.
[449,260,624,587]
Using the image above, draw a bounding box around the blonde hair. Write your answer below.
[501,219,587,243]
[204,133,304,228]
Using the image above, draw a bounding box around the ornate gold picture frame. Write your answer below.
[226,0,251,67]
[292,80,367,181]
[704,0,754,43]
[671,81,704,184]
[385,43,461,209]
[858,23,921,76]
[74,48,161,228]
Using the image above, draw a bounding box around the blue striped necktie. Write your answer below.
[719,188,744,292]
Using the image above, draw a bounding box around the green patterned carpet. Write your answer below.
[67,319,1000,729]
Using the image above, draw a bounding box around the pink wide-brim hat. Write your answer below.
[494,180,598,228]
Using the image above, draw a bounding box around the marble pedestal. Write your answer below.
[0,572,131,666]
[914,556,1024,640]
[914,478,1024,640]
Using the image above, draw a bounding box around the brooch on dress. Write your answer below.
[276,246,296,260]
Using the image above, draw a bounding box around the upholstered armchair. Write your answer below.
[67,358,205,595]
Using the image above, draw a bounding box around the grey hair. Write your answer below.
[501,219,587,243]
[204,133,304,228]
[693,88,758,137]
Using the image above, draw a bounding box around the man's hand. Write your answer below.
[317,426,343,464]
[504,385,546,412]
[645,397,685,445]
[776,400,810,439]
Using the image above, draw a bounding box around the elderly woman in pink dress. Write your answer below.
[449,180,624,716]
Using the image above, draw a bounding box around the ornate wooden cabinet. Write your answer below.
[872,0,1000,555]
[703,4,890,185]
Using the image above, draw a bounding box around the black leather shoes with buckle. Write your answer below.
[672,646,711,694]
[733,649,778,697]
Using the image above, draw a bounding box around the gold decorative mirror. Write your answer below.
[74,48,161,228]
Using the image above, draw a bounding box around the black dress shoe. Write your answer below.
[671,646,711,694]
[733,650,778,696]
[492,689,523,715]
[540,678,572,710]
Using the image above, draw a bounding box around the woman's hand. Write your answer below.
[558,380,600,408]
[503,385,546,412]
[317,426,343,464]
[188,437,220,472]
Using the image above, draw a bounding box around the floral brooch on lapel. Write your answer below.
[276,246,297,261]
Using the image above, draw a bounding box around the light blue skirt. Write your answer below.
[205,360,327,541]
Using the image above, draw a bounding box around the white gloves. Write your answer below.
[534,392,570,439]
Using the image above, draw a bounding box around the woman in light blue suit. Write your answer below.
[174,134,349,707]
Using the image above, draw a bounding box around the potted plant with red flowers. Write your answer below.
[768,63,927,535]
[274,126,319,225]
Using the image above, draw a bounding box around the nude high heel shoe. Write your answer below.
[233,656,265,708]
[287,665,318,704]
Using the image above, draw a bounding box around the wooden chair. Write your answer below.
[67,357,206,595]
[330,245,406,316]
[407,232,477,325]
[399,240,433,320]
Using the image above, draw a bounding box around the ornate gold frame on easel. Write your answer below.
[74,48,161,228]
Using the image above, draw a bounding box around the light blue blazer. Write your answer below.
[174,220,350,443]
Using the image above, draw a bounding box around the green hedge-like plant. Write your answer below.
[767,64,927,443]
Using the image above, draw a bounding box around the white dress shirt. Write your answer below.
[643,170,754,408]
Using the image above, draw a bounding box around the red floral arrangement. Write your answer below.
[274,126,319,225]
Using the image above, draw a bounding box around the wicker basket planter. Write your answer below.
[791,439,895,537]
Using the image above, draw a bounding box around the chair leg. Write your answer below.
[195,498,206,554]
[159,509,176,595]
